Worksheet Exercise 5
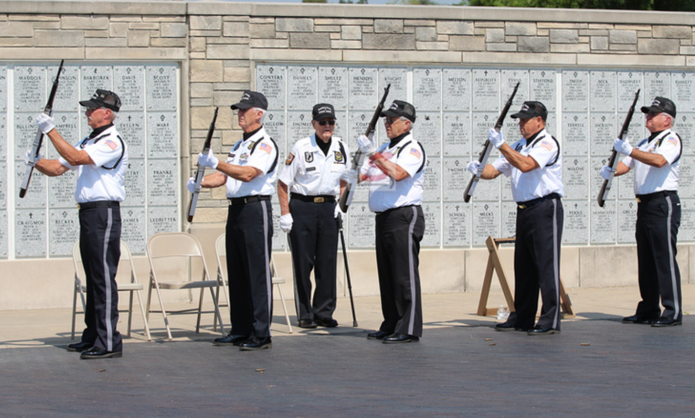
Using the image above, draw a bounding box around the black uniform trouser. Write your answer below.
[375,205,425,337]
[289,199,339,321]
[79,205,122,352]
[508,197,563,331]
[635,192,682,321]
[226,200,274,338]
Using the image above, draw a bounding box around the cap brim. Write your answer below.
[510,111,534,119]
[380,110,399,118]
[641,105,657,114]
[313,114,335,121]
[80,100,100,109]
[231,102,253,110]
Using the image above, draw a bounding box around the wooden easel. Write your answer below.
[476,236,574,318]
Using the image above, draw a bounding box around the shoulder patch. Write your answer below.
[104,139,118,151]
[409,147,422,159]
[334,150,344,163]
[285,153,295,165]
[259,142,272,154]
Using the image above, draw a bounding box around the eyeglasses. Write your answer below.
[318,119,335,126]
[385,117,400,125]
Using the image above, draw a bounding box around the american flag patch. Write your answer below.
[540,140,553,151]
[259,143,272,154]
[410,148,422,159]
[666,138,678,146]
[104,140,118,150]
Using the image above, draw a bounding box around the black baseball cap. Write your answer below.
[312,103,336,121]
[380,100,416,122]
[511,101,547,121]
[79,89,121,112]
[231,90,268,111]
[641,97,676,118]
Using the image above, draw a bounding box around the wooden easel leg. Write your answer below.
[476,255,495,316]
[559,279,574,317]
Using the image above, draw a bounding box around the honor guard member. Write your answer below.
[189,91,278,350]
[468,101,564,335]
[277,103,349,329]
[600,97,683,327]
[354,100,426,344]
[28,89,126,359]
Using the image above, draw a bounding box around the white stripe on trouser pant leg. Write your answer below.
[551,199,560,330]
[103,208,114,352]
[261,200,272,333]
[666,196,680,319]
[407,206,418,336]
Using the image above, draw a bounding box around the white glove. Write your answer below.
[340,168,357,184]
[599,166,614,181]
[488,128,504,149]
[186,176,199,194]
[198,149,219,169]
[279,213,293,233]
[357,135,376,156]
[466,161,482,176]
[334,205,345,220]
[36,113,55,134]
[24,150,41,167]
[614,138,633,156]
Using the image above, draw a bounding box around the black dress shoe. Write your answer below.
[297,319,318,329]
[494,322,516,332]
[652,318,682,327]
[67,341,93,352]
[239,335,272,351]
[622,314,658,324]
[315,318,338,328]
[80,347,123,360]
[383,333,419,344]
[213,333,250,346]
[527,326,560,335]
[367,330,388,340]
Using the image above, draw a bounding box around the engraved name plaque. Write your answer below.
[148,206,178,235]
[442,68,471,111]
[563,157,589,200]
[53,65,79,112]
[591,205,617,244]
[124,159,146,206]
[472,202,499,246]
[422,158,440,202]
[563,200,589,245]
[562,70,589,112]
[81,65,113,103]
[256,65,286,110]
[0,211,7,258]
[117,112,145,159]
[443,113,471,157]
[413,68,442,111]
[147,160,178,206]
[379,67,408,103]
[15,66,46,112]
[443,158,467,202]
[421,202,440,248]
[443,203,469,247]
[114,66,145,112]
[414,112,441,157]
[347,203,375,249]
[287,66,317,111]
[590,71,617,112]
[48,169,77,208]
[618,200,638,244]
[147,112,177,158]
[121,207,146,255]
[530,70,556,111]
[472,69,500,111]
[562,113,589,156]
[49,208,79,257]
[349,67,378,111]
[318,67,348,110]
[146,65,177,111]
[15,209,46,258]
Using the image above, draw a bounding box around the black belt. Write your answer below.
[636,190,677,203]
[376,204,419,216]
[517,193,561,209]
[77,201,120,210]
[290,193,335,204]
[228,195,271,206]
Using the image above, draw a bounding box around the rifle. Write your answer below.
[337,84,391,213]
[336,215,358,327]
[597,89,640,208]
[19,59,64,198]
[187,107,219,222]
[463,81,519,203]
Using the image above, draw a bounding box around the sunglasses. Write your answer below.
[317,119,335,126]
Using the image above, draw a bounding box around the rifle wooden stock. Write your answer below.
[187,107,219,222]
[338,84,391,213]
[463,81,520,203]
[20,60,64,198]
[597,89,640,207]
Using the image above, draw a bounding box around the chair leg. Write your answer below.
[127,291,135,338]
[71,280,78,340]
[134,288,152,341]
[196,286,205,334]
[151,277,172,340]
[209,286,225,336]
[213,282,221,331]
[275,283,293,334]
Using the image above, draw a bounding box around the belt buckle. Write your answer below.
[636,197,641,203]
[76,204,81,210]
[314,197,324,203]
[228,199,233,206]
[518,204,526,209]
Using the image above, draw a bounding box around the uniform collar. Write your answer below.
[243,126,263,141]
[89,123,114,138]
[388,131,410,148]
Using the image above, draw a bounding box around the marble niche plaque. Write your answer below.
[286,111,313,144]
[471,112,497,148]
[443,113,471,157]
[442,158,467,202]
[562,70,589,112]
[472,69,500,111]
[501,69,529,110]
[263,112,286,156]
[0,114,6,158]
[678,114,695,154]
[443,202,469,247]
[500,201,518,239]
[332,111,348,143]
[348,111,374,153]
[0,66,6,112]
[562,113,589,156]
[271,202,286,252]
[422,158,440,202]
[351,177,371,203]
[617,200,638,244]
[14,113,41,159]
[124,159,146,206]
[617,71,643,112]
[256,65,286,110]
[0,162,6,210]
[148,112,178,158]
[14,160,46,209]
[678,155,694,197]
[347,203,375,249]
[146,65,177,111]
[15,208,47,258]
[81,65,113,104]
[421,202,440,248]
[349,67,378,111]
[530,70,557,111]
[318,66,348,110]
[379,67,408,103]
[49,208,79,257]
[46,113,80,159]
[671,71,695,111]
[148,206,179,236]
[590,71,617,112]
[617,165,635,200]
[413,68,441,111]
[14,66,46,113]
[590,113,617,156]
[643,72,670,103]
[442,68,471,111]
[471,201,500,246]
[287,66,317,111]
[147,159,178,206]
[121,207,147,255]
[591,203,617,244]
[563,200,589,245]
[117,113,145,158]
[414,112,441,156]
[0,211,7,258]
[679,199,695,242]
[472,174,501,202]
[48,169,77,208]
[52,65,79,112]
[563,157,589,200]
[114,66,145,112]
